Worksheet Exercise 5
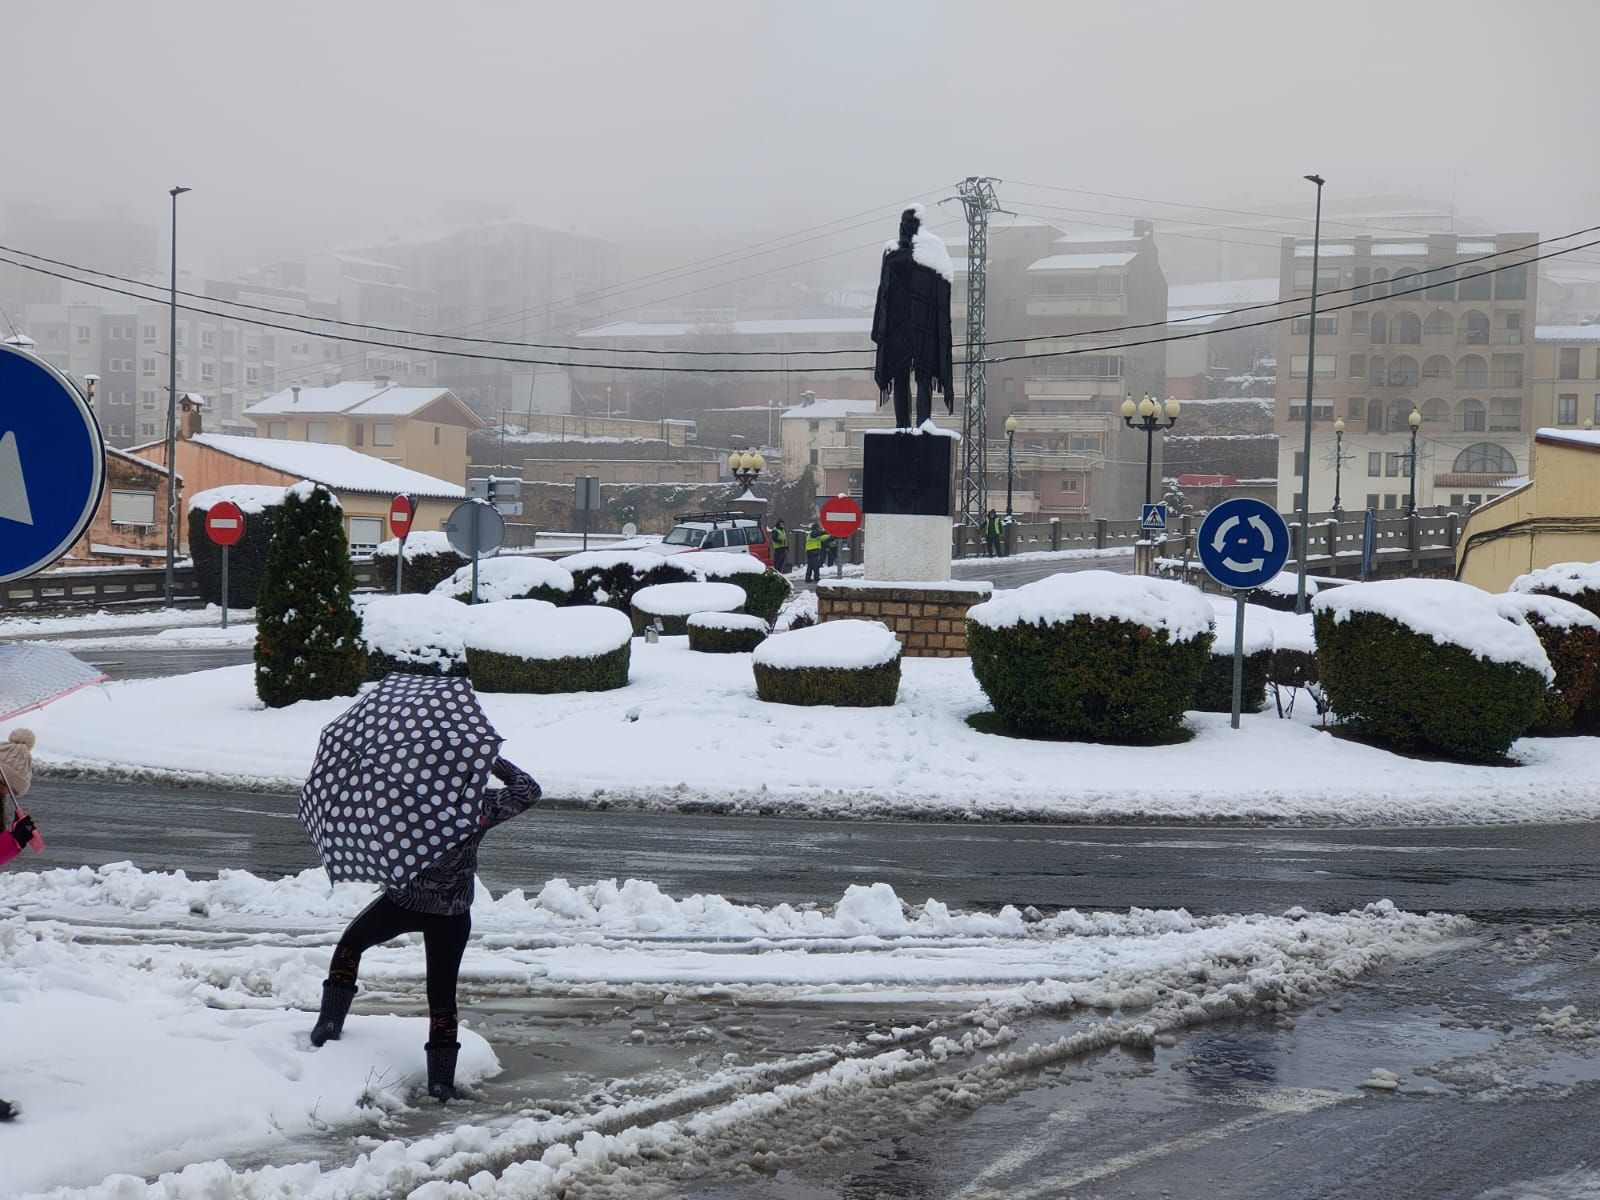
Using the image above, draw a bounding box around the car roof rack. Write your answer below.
[672,510,764,524]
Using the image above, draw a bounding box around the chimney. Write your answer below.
[1133,219,1154,239]
[374,373,392,388]
[178,394,203,441]
[291,386,301,404]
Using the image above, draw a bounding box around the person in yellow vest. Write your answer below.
[770,520,789,573]
[984,509,1004,557]
[804,522,826,582]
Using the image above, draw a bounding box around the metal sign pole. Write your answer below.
[470,505,481,605]
[582,503,590,553]
[395,531,407,595]
[220,544,229,630]
[1230,589,1247,730]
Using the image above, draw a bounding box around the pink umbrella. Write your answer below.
[0,642,108,722]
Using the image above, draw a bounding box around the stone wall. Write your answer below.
[816,581,992,658]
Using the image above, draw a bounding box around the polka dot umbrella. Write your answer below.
[299,673,504,886]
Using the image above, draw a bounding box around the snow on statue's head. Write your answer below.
[898,206,923,247]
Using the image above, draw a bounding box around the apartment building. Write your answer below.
[1531,325,1600,433]
[1273,232,1538,514]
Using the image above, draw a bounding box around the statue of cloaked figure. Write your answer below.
[872,206,954,429]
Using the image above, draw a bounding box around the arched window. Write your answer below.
[1421,354,1451,382]
[1458,398,1486,432]
[1424,309,1454,337]
[1452,442,1516,473]
[1370,312,1388,345]
[1368,356,1385,387]
[1456,354,1488,388]
[1390,269,1421,299]
[1461,311,1490,345]
[1420,397,1449,423]
[1367,398,1385,430]
[1372,268,1390,296]
[1390,402,1417,431]
[1389,355,1419,387]
[1393,313,1422,344]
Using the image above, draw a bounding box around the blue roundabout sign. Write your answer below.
[1196,497,1290,592]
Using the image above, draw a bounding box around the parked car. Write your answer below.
[642,512,772,566]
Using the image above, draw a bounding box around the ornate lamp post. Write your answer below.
[729,450,765,492]
[1405,406,1422,514]
[1120,393,1181,507]
[1004,412,1018,518]
[1332,415,1345,514]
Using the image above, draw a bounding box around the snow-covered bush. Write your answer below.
[255,483,366,708]
[631,580,745,635]
[1313,579,1552,762]
[356,593,469,679]
[688,554,792,623]
[1510,563,1600,732]
[371,532,467,595]
[752,619,901,707]
[1252,569,1317,614]
[463,606,631,693]
[187,485,287,609]
[687,611,770,654]
[558,549,696,610]
[773,589,818,631]
[1193,598,1273,714]
[1496,593,1600,735]
[433,555,574,606]
[965,572,1214,742]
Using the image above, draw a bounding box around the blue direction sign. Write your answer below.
[0,342,106,584]
[1196,497,1290,591]
[1140,502,1168,532]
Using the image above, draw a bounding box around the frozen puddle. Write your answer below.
[0,864,1468,1198]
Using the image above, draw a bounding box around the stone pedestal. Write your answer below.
[817,579,993,658]
[862,429,955,582]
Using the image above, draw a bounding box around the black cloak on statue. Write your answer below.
[871,211,955,412]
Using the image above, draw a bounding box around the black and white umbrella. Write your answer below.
[299,674,503,886]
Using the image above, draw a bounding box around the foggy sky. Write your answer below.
[9,0,1600,292]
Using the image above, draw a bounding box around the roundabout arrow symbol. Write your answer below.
[0,432,34,526]
[1211,515,1239,554]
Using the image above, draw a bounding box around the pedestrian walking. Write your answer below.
[823,531,838,569]
[770,520,789,573]
[984,509,1003,558]
[299,675,540,1104]
[804,522,825,583]
[1,728,42,1122]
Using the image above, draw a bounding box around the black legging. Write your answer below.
[328,894,471,1042]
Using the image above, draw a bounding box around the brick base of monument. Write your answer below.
[816,580,994,658]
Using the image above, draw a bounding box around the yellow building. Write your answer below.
[1456,427,1600,592]
[242,379,483,484]
[1531,326,1600,437]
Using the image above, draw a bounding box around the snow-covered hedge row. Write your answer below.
[433,555,574,605]
[965,572,1214,742]
[1497,592,1600,734]
[752,620,901,707]
[557,550,697,610]
[371,533,467,595]
[630,581,745,635]
[187,489,286,609]
[687,611,770,654]
[463,606,632,693]
[1313,579,1552,762]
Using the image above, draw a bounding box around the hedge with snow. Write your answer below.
[689,553,792,622]
[1313,579,1553,762]
[630,580,745,635]
[966,571,1214,742]
[371,532,468,595]
[464,605,632,693]
[687,611,770,654]
[1496,592,1600,734]
[1510,562,1600,732]
[433,555,574,605]
[557,549,697,609]
[356,593,470,678]
[752,619,901,707]
[187,484,290,609]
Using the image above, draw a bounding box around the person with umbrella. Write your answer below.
[1,728,41,1121]
[300,675,540,1104]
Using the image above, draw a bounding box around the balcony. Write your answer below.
[1025,375,1123,399]
[1026,294,1128,319]
[1007,412,1109,435]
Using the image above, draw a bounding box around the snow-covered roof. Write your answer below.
[186,433,465,500]
[1167,278,1280,325]
[575,318,872,340]
[1027,252,1137,272]
[1535,325,1600,342]
[1458,241,1497,254]
[1053,230,1142,246]
[1536,427,1600,451]
[1370,243,1428,257]
[1294,243,1355,258]
[781,397,878,421]
[244,381,479,424]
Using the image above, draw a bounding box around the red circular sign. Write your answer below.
[388,494,415,540]
[204,501,245,547]
[819,495,864,539]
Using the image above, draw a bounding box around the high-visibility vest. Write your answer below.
[771,526,787,548]
[805,528,825,553]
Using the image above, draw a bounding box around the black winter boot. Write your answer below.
[309,981,357,1046]
[425,1041,461,1103]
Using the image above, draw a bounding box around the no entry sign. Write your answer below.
[389,494,415,540]
[819,495,864,539]
[204,501,245,546]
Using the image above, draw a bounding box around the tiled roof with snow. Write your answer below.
[575,318,872,340]
[781,398,878,421]
[244,381,473,420]
[1027,252,1137,272]
[1535,325,1600,342]
[1536,427,1600,451]
[189,433,465,499]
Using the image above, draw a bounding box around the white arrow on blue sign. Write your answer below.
[1196,497,1291,591]
[0,342,106,584]
[1140,502,1167,532]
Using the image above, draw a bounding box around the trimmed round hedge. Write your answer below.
[559,550,698,610]
[1194,649,1272,714]
[1312,608,1548,762]
[631,581,745,636]
[467,643,630,693]
[357,593,470,681]
[689,558,792,623]
[464,606,632,693]
[372,534,469,596]
[1497,593,1600,735]
[965,573,1215,743]
[752,620,901,707]
[434,555,574,606]
[687,612,770,654]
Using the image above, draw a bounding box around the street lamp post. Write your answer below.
[164,185,191,606]
[1004,412,1018,518]
[729,450,765,492]
[1405,406,1422,514]
[1120,393,1181,507]
[1332,415,1345,514]
[1294,172,1326,616]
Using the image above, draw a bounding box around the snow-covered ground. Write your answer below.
[0,605,242,641]
[4,636,1598,825]
[0,861,1466,1198]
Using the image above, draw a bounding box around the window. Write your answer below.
[1367,398,1385,429]
[1460,311,1490,345]
[1451,494,1464,508]
[1420,398,1449,423]
[1069,433,1102,453]
[1386,452,1404,477]
[1424,310,1454,337]
[139,421,157,438]
[1425,267,1455,301]
[372,423,396,446]
[1456,355,1488,388]
[1290,315,1338,335]
[703,530,726,549]
[199,361,214,383]
[1494,264,1527,300]
[1293,267,1339,290]
[1063,477,1080,493]
[351,422,364,447]
[1289,354,1335,379]
[1595,395,1600,425]
[1350,353,1367,380]
[1389,355,1419,388]
[1492,354,1523,388]
[174,327,187,349]
[245,366,261,386]
[141,324,157,344]
[1422,354,1451,381]
[1352,312,1369,335]
[110,490,157,525]
[140,390,157,410]
[1457,270,1492,301]
[74,325,92,344]
[1003,377,1017,394]
[1369,356,1385,387]
[1452,443,1516,473]
[306,421,330,443]
[1365,493,1380,510]
[1560,348,1580,379]
[1558,394,1578,424]
[200,329,216,350]
[346,517,384,554]
[433,426,441,445]
[1459,398,1486,431]
[1490,397,1522,432]
[1367,451,1382,476]
[1370,313,1388,345]
[267,420,287,439]
[1393,313,1422,345]
[140,357,156,377]
[1389,404,1417,432]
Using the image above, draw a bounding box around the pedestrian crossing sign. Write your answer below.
[1140,502,1168,532]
